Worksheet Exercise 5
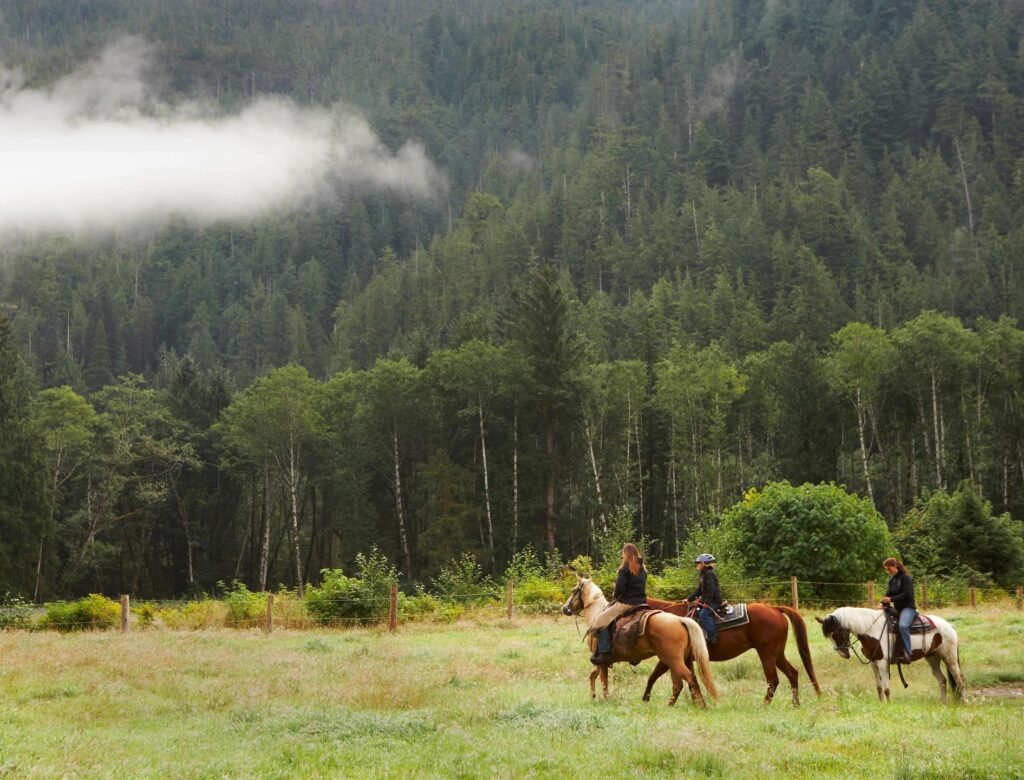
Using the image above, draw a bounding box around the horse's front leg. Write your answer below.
[589,666,599,699]
[871,661,884,702]
[600,665,609,698]
[643,661,669,702]
[879,661,892,702]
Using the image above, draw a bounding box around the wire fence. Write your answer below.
[4,577,1022,634]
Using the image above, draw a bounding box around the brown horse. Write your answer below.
[561,576,720,707]
[641,598,821,706]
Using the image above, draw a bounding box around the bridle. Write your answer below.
[825,611,885,666]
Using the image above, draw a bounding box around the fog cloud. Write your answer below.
[0,38,442,238]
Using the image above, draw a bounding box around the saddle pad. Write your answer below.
[887,613,937,635]
[713,603,749,631]
[614,608,660,647]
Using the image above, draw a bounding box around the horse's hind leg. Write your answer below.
[643,661,669,702]
[945,646,966,702]
[926,655,947,704]
[756,646,781,705]
[775,651,801,707]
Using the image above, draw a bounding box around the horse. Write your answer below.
[817,606,966,703]
[640,598,821,706]
[560,575,720,707]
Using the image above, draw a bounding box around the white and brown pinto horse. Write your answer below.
[818,607,966,703]
[561,575,719,707]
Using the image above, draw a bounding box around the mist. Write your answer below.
[0,38,442,239]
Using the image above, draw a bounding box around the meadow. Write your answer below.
[1,606,1023,779]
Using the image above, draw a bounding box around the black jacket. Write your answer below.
[886,571,916,611]
[689,567,723,606]
[612,565,648,605]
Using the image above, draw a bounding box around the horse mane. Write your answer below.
[581,578,608,609]
[834,606,884,634]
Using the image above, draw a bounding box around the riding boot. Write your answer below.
[590,628,613,665]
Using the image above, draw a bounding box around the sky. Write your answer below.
[0,38,442,239]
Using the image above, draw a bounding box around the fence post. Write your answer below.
[866,581,874,607]
[120,594,129,633]
[265,592,274,633]
[506,579,514,621]
[922,580,929,612]
[791,576,799,611]
[970,586,977,608]
[388,583,398,633]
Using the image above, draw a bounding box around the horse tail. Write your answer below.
[948,645,964,703]
[775,605,821,696]
[681,617,720,701]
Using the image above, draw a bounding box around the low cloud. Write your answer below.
[0,38,442,238]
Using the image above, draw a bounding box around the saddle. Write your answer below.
[685,601,750,631]
[609,604,658,649]
[885,610,937,635]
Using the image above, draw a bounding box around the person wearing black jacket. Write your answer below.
[689,553,723,644]
[881,557,917,664]
[589,543,648,665]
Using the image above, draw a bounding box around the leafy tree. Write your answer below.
[722,481,893,598]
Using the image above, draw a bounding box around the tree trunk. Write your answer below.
[259,463,271,592]
[512,404,519,555]
[287,440,304,597]
[855,387,875,505]
[393,425,413,575]
[546,412,556,551]
[584,418,607,534]
[930,370,944,489]
[478,400,495,562]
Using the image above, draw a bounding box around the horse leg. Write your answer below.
[926,655,947,704]
[756,646,780,705]
[775,651,801,707]
[643,661,669,703]
[589,666,599,699]
[870,662,884,702]
[601,664,609,698]
[944,646,967,703]
[879,661,892,702]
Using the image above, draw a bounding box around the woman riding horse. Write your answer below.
[880,557,916,665]
[588,543,647,665]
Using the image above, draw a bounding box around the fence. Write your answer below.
[6,577,1023,634]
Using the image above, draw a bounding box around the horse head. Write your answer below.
[561,574,602,616]
[816,612,852,659]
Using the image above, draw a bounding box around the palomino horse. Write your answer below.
[641,598,821,706]
[561,575,719,707]
[818,606,966,703]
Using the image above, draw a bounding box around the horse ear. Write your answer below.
[575,572,582,583]
[815,616,824,624]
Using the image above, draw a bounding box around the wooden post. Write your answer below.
[506,579,514,621]
[921,580,929,612]
[866,581,874,607]
[120,594,129,633]
[265,592,274,633]
[970,586,977,608]
[791,576,799,611]
[388,583,398,633]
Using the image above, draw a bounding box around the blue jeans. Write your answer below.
[898,608,917,657]
[697,605,720,642]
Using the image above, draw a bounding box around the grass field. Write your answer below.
[2,606,1023,779]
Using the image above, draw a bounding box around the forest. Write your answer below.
[2,0,1024,599]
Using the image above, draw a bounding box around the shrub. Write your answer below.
[721,481,893,600]
[155,600,225,630]
[305,549,399,625]
[511,577,565,613]
[432,553,497,604]
[220,581,266,627]
[42,594,120,631]
[0,593,33,629]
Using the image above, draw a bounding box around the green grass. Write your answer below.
[1,607,1022,778]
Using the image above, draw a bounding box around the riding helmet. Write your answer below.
[695,553,716,564]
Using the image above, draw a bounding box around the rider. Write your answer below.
[880,557,916,664]
[688,553,723,644]
[589,543,648,665]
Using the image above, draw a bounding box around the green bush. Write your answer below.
[512,576,565,613]
[220,581,267,626]
[432,553,497,604]
[721,481,893,600]
[305,549,399,624]
[156,600,225,630]
[0,593,33,629]
[42,594,120,631]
